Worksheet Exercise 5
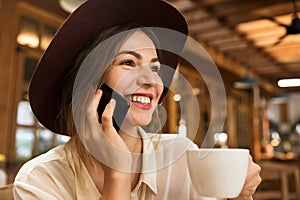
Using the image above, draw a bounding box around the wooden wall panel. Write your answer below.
[0,0,19,162]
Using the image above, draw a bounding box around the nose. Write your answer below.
[136,65,161,87]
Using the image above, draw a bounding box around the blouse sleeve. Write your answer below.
[14,160,75,200]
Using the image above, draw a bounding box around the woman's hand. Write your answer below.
[85,89,130,153]
[230,155,262,200]
[84,89,132,199]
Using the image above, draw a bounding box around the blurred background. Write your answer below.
[0,0,299,199]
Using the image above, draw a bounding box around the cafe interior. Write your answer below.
[0,0,300,199]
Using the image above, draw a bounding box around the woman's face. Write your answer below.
[105,30,164,127]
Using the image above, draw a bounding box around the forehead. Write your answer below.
[118,30,156,52]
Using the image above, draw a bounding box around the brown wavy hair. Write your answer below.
[59,23,162,169]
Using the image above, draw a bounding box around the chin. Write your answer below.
[127,109,154,126]
[135,119,152,127]
[130,115,152,127]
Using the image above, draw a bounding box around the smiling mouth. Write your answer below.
[127,95,151,105]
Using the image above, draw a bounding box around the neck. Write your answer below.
[119,127,143,175]
[118,127,142,154]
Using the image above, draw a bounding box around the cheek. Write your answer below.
[157,85,164,99]
[105,69,129,89]
[156,78,164,99]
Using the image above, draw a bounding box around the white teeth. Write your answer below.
[129,95,151,104]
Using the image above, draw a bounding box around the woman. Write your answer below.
[14,0,261,199]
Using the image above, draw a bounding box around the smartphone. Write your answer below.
[97,83,130,132]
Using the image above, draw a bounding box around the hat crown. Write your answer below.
[29,0,188,135]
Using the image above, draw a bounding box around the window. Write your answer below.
[15,56,70,161]
[15,17,69,162]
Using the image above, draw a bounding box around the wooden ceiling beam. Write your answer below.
[210,0,283,17]
[170,0,203,13]
[195,28,232,38]
[174,0,298,94]
[245,58,274,68]
[217,42,249,51]
[206,35,241,45]
[192,0,237,6]
[226,2,299,25]
[188,19,221,31]
[259,70,296,77]
[183,9,211,22]
[283,63,300,70]
[188,39,279,94]
[266,44,300,52]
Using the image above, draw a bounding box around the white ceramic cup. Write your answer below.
[187,148,249,199]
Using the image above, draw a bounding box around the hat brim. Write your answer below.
[29,0,188,135]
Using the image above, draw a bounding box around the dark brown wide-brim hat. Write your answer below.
[29,0,188,135]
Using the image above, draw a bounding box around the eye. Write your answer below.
[150,65,160,73]
[120,59,135,67]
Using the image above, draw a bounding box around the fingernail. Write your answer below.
[110,99,116,109]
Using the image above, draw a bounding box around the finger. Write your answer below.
[94,89,102,107]
[247,159,261,182]
[86,89,102,122]
[101,99,116,131]
[247,154,254,168]
[239,157,262,197]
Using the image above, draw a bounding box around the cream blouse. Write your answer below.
[13,128,249,200]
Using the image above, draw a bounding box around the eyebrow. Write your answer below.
[116,50,160,63]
